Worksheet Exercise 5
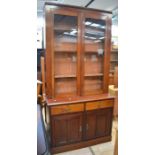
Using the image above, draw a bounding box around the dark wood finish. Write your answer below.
[47,98,114,153]
[45,9,52,98]
[46,94,114,106]
[85,108,113,140]
[103,17,112,92]
[80,12,85,96]
[85,111,96,140]
[45,3,113,154]
[51,136,111,154]
[51,113,82,147]
[77,13,82,96]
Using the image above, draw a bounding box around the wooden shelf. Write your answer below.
[85,51,104,54]
[55,50,76,53]
[85,43,103,52]
[85,51,98,53]
[83,90,103,96]
[54,24,77,31]
[110,60,118,63]
[55,75,76,78]
[85,73,103,77]
[55,42,76,51]
[110,70,114,73]
[86,25,105,32]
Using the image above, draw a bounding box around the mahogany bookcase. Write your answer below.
[44,2,114,154]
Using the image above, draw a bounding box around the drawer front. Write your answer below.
[51,104,84,115]
[86,100,113,111]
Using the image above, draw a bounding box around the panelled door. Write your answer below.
[85,108,113,140]
[51,113,82,147]
[96,108,113,137]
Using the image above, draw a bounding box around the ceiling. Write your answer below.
[37,0,118,27]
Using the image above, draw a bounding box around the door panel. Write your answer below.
[52,116,68,146]
[52,113,82,147]
[68,116,82,143]
[85,111,96,140]
[96,108,113,137]
[96,112,107,137]
[104,108,113,136]
[85,108,113,140]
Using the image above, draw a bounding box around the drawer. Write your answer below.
[51,103,84,115]
[86,100,113,111]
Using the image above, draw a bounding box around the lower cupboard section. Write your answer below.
[50,107,113,153]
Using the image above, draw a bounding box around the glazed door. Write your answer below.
[46,6,81,98]
[82,13,111,95]
[52,113,82,147]
[53,11,80,98]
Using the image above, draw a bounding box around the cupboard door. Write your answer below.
[85,108,113,140]
[53,12,80,98]
[52,116,68,146]
[52,113,82,147]
[96,108,113,137]
[68,115,82,143]
[85,111,96,140]
[82,14,111,95]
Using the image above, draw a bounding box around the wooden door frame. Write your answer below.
[80,12,112,95]
[45,7,81,98]
[45,4,112,98]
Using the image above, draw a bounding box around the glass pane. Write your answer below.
[84,18,105,95]
[54,14,78,97]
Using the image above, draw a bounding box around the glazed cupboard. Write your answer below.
[45,2,114,154]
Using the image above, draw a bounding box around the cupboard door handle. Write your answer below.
[79,126,82,132]
[86,124,89,130]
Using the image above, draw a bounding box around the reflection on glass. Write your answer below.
[84,18,105,95]
[54,14,78,97]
